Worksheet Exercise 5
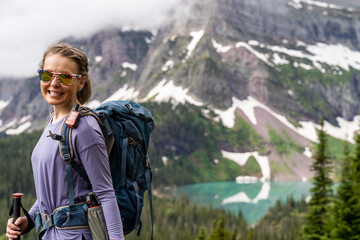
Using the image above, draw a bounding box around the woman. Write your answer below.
[6,43,124,240]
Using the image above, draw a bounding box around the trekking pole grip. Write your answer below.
[13,193,24,239]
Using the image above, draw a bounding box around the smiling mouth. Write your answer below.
[48,90,64,96]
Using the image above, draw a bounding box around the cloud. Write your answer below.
[0,0,182,78]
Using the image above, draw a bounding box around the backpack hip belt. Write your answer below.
[34,202,89,239]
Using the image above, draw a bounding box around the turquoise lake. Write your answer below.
[173,181,312,225]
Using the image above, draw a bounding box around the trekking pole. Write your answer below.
[12,193,24,239]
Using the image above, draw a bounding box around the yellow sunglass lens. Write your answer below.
[40,71,53,82]
[59,74,73,85]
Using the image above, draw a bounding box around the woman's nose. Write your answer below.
[50,75,61,86]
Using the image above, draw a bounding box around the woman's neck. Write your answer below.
[52,103,76,123]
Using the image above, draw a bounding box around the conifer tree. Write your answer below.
[207,217,229,240]
[230,228,237,240]
[329,140,354,239]
[246,228,255,240]
[196,226,206,240]
[346,132,360,238]
[302,118,333,240]
[208,220,221,240]
[218,217,226,240]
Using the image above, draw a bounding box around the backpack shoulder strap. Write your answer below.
[59,118,77,206]
[58,103,93,206]
[78,106,114,156]
[45,111,54,127]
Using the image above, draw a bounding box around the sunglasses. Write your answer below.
[38,70,83,85]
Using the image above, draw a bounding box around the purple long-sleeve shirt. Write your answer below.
[29,115,124,240]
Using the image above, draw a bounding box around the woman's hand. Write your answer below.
[6,216,28,239]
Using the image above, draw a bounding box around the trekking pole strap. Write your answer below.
[133,182,142,235]
[8,199,34,235]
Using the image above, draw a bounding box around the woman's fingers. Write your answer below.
[8,218,20,230]
[6,218,21,239]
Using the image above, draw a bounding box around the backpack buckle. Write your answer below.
[146,155,152,169]
[128,137,139,147]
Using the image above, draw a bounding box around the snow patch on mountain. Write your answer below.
[212,39,232,53]
[161,60,174,71]
[303,146,313,158]
[84,85,140,109]
[104,84,139,102]
[0,119,16,132]
[122,62,138,71]
[0,99,11,114]
[235,42,274,66]
[288,0,345,10]
[272,53,290,65]
[162,156,169,165]
[6,121,31,135]
[214,38,360,73]
[145,36,154,44]
[266,41,360,72]
[183,30,204,62]
[20,115,31,124]
[143,79,203,106]
[267,42,360,72]
[214,96,359,144]
[85,100,101,109]
[95,56,102,63]
[221,150,271,182]
[0,115,32,135]
[294,62,314,70]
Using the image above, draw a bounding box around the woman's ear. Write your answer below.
[79,76,86,90]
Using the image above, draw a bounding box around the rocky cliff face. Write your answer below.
[132,0,360,125]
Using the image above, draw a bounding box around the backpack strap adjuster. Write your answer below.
[146,155,153,174]
[47,131,64,141]
[63,154,72,163]
[128,137,138,147]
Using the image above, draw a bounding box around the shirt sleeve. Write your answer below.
[75,116,124,240]
[28,200,39,221]
[23,200,39,234]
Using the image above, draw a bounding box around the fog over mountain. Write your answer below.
[0,0,184,78]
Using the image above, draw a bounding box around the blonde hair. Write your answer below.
[40,43,92,104]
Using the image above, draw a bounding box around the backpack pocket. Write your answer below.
[87,206,109,240]
[116,179,144,235]
[53,203,89,229]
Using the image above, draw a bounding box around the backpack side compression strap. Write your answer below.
[145,168,154,240]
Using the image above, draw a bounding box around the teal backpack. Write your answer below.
[58,100,155,239]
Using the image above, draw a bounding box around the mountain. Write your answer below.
[1,0,360,182]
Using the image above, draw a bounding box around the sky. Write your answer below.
[0,0,182,78]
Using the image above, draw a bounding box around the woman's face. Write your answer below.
[41,54,85,112]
